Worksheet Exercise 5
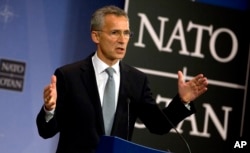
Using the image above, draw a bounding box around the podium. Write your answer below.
[96,136,169,153]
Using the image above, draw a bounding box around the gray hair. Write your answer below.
[90,5,129,31]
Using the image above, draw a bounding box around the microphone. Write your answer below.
[160,109,192,153]
[127,98,130,140]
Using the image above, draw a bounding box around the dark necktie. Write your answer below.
[102,67,115,135]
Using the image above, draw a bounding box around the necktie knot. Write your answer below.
[106,67,114,77]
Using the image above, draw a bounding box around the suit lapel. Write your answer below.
[112,62,131,134]
[79,56,105,135]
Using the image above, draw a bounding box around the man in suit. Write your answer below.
[36,5,208,153]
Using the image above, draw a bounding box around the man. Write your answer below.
[36,5,208,153]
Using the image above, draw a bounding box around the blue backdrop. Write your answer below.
[0,0,124,153]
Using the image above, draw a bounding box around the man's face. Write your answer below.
[95,14,130,65]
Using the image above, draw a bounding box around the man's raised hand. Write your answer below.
[43,75,57,111]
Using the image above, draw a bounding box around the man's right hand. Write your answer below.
[43,75,57,111]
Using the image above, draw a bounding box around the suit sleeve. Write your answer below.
[36,106,59,139]
[134,73,195,135]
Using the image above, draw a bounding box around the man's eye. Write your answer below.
[124,31,130,35]
[111,31,119,35]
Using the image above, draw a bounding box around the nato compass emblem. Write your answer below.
[0,2,15,27]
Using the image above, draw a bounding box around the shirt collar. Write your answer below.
[92,52,120,75]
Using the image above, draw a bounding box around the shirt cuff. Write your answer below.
[43,106,55,122]
[184,103,191,110]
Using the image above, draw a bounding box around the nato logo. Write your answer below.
[0,59,26,91]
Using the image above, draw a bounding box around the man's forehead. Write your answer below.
[103,15,129,29]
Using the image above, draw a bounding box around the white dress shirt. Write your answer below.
[92,52,120,108]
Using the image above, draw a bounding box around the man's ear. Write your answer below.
[91,31,100,43]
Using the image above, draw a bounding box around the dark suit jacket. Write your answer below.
[36,53,195,153]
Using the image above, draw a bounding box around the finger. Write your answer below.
[192,74,206,86]
[44,86,55,102]
[177,71,184,84]
[47,96,54,102]
[197,78,208,93]
[47,102,56,108]
[43,86,51,100]
[44,97,49,105]
[44,95,55,105]
[198,77,208,87]
[45,100,56,110]
[44,75,56,97]
[194,74,203,82]
[51,75,57,88]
